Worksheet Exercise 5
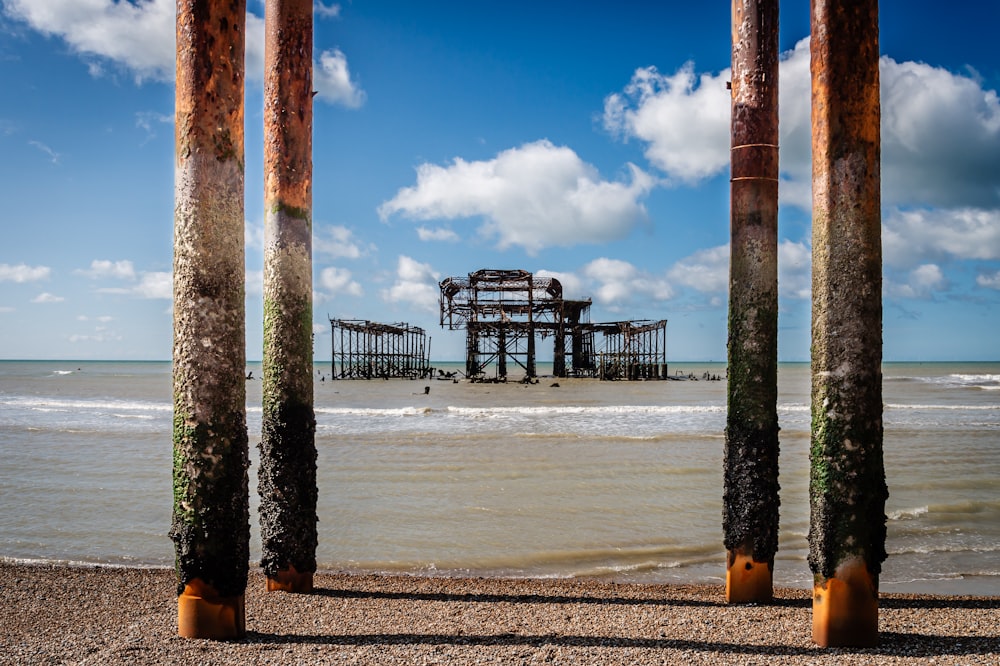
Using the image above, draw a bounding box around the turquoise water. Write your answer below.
[0,360,997,595]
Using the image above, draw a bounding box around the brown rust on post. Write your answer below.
[263,0,313,214]
[265,564,314,593]
[809,0,887,647]
[177,579,246,640]
[172,0,249,639]
[724,0,780,604]
[259,0,318,591]
[812,557,879,648]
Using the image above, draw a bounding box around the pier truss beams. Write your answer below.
[439,269,667,381]
[172,0,249,639]
[330,319,432,380]
[259,0,318,595]
[724,0,781,604]
[809,0,887,648]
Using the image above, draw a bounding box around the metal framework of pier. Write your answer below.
[439,269,668,381]
[329,318,432,379]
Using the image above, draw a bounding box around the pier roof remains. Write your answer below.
[439,269,667,381]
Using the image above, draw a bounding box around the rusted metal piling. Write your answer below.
[259,0,318,595]
[809,0,887,648]
[330,319,432,379]
[440,270,559,381]
[724,0,780,604]
[595,320,668,380]
[171,0,249,639]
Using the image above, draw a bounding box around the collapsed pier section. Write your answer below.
[329,318,432,379]
[439,269,668,381]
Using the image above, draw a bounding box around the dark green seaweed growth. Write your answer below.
[724,268,780,565]
[807,382,888,581]
[259,292,317,577]
[170,404,250,597]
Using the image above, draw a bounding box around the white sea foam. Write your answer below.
[315,406,434,417]
[445,404,724,417]
[885,403,999,410]
[0,396,170,413]
[888,543,1000,556]
[888,506,929,521]
[910,373,1000,389]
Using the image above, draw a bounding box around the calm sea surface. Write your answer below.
[1,360,997,595]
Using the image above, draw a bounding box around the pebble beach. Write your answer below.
[1,562,997,665]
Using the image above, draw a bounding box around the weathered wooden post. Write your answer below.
[809,0,887,648]
[171,0,249,639]
[724,0,780,604]
[259,0,318,594]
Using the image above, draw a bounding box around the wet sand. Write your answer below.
[1,562,996,665]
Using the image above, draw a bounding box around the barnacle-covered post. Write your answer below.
[172,0,249,639]
[724,0,780,604]
[809,0,887,648]
[259,0,318,593]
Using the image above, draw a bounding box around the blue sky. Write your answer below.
[1,1,998,362]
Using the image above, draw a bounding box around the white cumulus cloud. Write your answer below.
[96,270,171,299]
[581,257,674,310]
[381,256,440,312]
[3,0,175,82]
[886,264,947,300]
[133,271,172,299]
[977,271,1000,290]
[416,226,460,242]
[315,2,341,19]
[603,63,730,184]
[314,48,365,107]
[3,0,365,108]
[317,266,363,298]
[883,207,1000,269]
[314,225,366,259]
[666,245,730,295]
[379,140,655,254]
[536,260,674,313]
[534,270,587,301]
[32,292,64,303]
[0,263,51,283]
[77,259,137,280]
[604,38,1000,215]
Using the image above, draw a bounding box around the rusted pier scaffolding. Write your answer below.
[439,269,667,381]
[329,319,432,379]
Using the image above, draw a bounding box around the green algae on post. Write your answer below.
[724,0,780,604]
[258,0,318,594]
[172,0,249,638]
[808,0,887,647]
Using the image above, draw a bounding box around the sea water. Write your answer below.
[0,360,997,595]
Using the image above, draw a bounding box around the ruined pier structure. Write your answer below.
[329,319,433,379]
[440,269,667,381]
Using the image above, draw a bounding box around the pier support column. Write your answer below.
[553,332,567,378]
[809,0,887,647]
[724,0,780,604]
[172,0,249,638]
[259,0,318,594]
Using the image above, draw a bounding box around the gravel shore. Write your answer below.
[1,562,996,665]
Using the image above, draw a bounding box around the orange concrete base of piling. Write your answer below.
[266,565,314,594]
[177,578,246,639]
[812,559,879,647]
[725,551,773,604]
